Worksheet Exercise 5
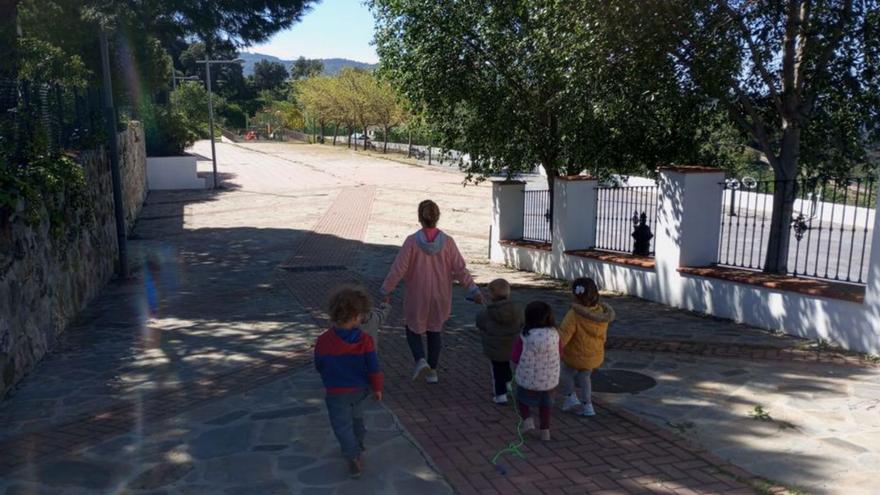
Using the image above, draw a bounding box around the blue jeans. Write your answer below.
[325,390,369,460]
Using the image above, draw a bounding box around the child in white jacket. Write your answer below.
[511,301,560,441]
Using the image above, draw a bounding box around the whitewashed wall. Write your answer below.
[492,172,880,355]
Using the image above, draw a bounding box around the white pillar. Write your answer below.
[865,181,880,307]
[654,167,725,305]
[490,180,526,263]
[656,167,726,268]
[552,176,598,256]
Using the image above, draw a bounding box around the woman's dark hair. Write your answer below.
[523,301,555,335]
[418,200,441,228]
[327,285,373,326]
[572,277,599,307]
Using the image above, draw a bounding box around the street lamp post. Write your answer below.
[197,58,244,189]
[171,72,199,91]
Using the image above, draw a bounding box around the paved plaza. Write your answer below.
[1,141,878,494]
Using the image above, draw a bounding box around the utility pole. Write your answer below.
[99,29,128,278]
[197,58,244,189]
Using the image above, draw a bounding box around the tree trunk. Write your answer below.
[763,126,801,274]
[363,125,369,151]
[383,125,389,153]
[319,121,325,144]
[333,123,338,146]
[407,129,412,158]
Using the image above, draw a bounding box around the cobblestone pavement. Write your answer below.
[1,141,878,494]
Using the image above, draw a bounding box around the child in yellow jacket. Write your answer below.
[558,277,615,417]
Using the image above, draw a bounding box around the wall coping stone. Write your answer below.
[566,249,657,269]
[499,239,552,251]
[678,266,865,304]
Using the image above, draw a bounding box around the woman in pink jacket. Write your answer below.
[382,200,483,384]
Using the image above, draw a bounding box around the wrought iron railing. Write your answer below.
[1,77,105,161]
[595,185,659,256]
[718,177,877,284]
[522,189,551,244]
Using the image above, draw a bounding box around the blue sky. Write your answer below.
[244,0,379,63]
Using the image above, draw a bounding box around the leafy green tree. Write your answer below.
[171,81,212,136]
[370,0,700,194]
[297,75,337,141]
[291,57,324,80]
[179,42,248,100]
[336,68,375,148]
[599,0,880,273]
[252,59,289,91]
[368,78,407,153]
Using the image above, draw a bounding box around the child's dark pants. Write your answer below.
[490,360,513,396]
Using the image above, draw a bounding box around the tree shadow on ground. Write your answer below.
[0,181,876,494]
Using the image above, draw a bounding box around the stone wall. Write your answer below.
[0,123,147,399]
[119,122,147,232]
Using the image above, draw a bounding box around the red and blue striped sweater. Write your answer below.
[314,327,383,395]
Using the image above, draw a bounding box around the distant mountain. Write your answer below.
[238,52,377,76]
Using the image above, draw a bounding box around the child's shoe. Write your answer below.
[521,417,535,433]
[581,402,596,417]
[412,358,430,381]
[540,429,551,441]
[348,457,363,479]
[493,394,508,405]
[426,369,439,384]
[561,393,580,412]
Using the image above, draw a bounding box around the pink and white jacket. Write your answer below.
[381,230,479,334]
[511,327,561,392]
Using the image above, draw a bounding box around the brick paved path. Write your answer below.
[280,187,764,495]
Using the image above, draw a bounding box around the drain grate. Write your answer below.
[280,265,348,273]
[592,369,657,394]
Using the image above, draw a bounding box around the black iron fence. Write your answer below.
[718,177,877,284]
[1,77,104,162]
[523,189,551,244]
[595,185,659,256]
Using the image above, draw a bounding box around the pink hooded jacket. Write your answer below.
[381,230,479,334]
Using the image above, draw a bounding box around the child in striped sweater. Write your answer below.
[314,285,384,479]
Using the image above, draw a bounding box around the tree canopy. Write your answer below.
[370,0,712,189]
[595,0,880,272]
[291,57,324,80]
[252,60,289,92]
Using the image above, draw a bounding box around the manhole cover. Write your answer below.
[592,369,657,394]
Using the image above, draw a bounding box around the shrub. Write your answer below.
[144,104,198,156]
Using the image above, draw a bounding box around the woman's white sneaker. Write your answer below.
[493,394,508,405]
[412,358,430,381]
[426,369,439,384]
[581,402,596,417]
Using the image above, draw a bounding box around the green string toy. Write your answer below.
[491,381,527,475]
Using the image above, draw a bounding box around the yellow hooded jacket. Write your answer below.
[558,302,615,370]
